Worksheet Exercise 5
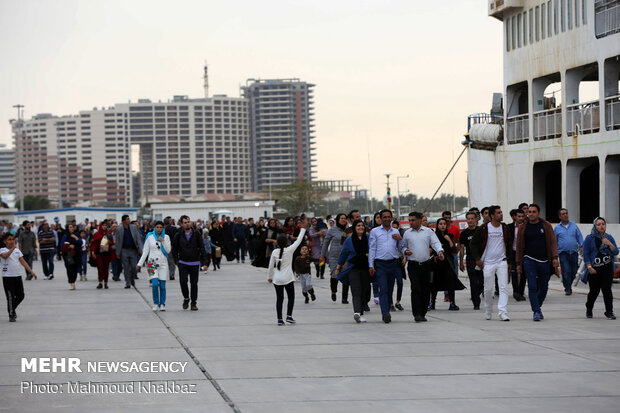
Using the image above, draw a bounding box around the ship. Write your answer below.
[464,0,620,233]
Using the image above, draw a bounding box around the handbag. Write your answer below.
[215,247,222,258]
[88,255,97,268]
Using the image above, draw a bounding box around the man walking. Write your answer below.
[402,212,444,322]
[164,217,177,280]
[459,211,484,310]
[18,221,37,280]
[554,208,583,295]
[470,205,513,321]
[516,204,560,321]
[171,215,209,311]
[115,215,143,289]
[508,209,527,301]
[37,221,56,280]
[232,217,248,263]
[368,209,402,324]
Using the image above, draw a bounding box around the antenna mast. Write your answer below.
[203,62,209,98]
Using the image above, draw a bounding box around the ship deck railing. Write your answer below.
[533,107,562,141]
[567,99,601,136]
[605,94,620,130]
[506,113,529,144]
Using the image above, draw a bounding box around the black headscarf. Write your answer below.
[350,219,369,269]
[335,213,347,231]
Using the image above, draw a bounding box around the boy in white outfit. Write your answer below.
[2,233,38,322]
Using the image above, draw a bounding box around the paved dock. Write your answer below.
[1,259,620,412]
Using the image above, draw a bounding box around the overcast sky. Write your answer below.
[0,0,503,198]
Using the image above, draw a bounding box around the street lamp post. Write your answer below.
[13,104,24,211]
[396,174,409,219]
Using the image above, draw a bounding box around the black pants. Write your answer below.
[466,262,483,307]
[511,265,526,296]
[586,263,614,314]
[314,261,325,278]
[64,259,79,284]
[3,277,24,316]
[408,260,432,317]
[274,281,295,320]
[211,246,221,269]
[330,277,349,300]
[348,268,370,314]
[178,263,199,304]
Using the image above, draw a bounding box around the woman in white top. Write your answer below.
[1,233,37,322]
[268,219,307,326]
[137,221,171,312]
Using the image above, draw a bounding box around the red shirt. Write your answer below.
[447,223,460,245]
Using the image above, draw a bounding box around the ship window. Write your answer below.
[554,0,559,34]
[561,0,566,32]
[512,15,517,50]
[548,1,553,37]
[518,14,522,47]
[529,9,534,43]
[568,0,573,30]
[575,0,580,27]
[582,0,587,25]
[536,6,540,40]
[523,11,528,46]
[542,3,547,39]
[506,19,511,51]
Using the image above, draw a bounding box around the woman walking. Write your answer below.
[60,224,83,290]
[335,220,370,323]
[321,213,349,303]
[2,233,38,322]
[268,219,307,326]
[137,221,171,311]
[209,220,223,271]
[583,217,618,319]
[430,218,465,310]
[308,218,326,279]
[78,229,89,281]
[90,221,115,289]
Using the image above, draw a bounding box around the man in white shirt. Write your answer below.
[401,212,445,322]
[470,206,513,321]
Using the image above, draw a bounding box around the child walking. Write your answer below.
[294,245,318,304]
[1,233,38,322]
[268,219,307,326]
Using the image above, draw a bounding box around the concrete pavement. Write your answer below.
[1,258,620,412]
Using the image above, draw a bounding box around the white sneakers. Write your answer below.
[499,313,510,321]
[353,313,367,323]
[152,305,158,312]
[485,312,492,320]
[160,304,166,311]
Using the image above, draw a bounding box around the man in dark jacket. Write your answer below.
[515,204,560,321]
[115,215,143,289]
[232,217,248,263]
[507,209,526,301]
[171,215,208,311]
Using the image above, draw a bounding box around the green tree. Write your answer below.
[274,180,328,215]
[15,195,52,211]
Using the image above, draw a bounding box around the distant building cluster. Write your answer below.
[9,77,316,207]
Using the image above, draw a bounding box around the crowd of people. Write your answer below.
[1,204,618,326]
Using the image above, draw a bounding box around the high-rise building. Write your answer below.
[0,145,16,195]
[10,110,131,207]
[242,79,316,191]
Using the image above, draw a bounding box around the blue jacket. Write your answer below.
[583,233,618,266]
[554,221,583,254]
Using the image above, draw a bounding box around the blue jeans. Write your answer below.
[22,252,33,277]
[374,260,399,315]
[79,251,88,275]
[152,279,166,306]
[40,251,55,277]
[559,252,579,292]
[524,257,551,313]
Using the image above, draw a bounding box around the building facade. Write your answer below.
[0,145,15,194]
[242,79,316,191]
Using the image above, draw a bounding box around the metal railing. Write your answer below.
[506,113,529,144]
[533,108,562,140]
[595,0,620,38]
[467,113,502,132]
[606,95,620,130]
[567,100,600,136]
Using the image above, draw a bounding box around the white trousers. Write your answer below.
[483,261,509,315]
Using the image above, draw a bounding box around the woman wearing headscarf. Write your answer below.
[209,220,223,271]
[430,218,465,311]
[60,224,83,291]
[90,220,116,289]
[335,219,370,323]
[583,217,618,319]
[137,221,171,311]
[320,213,349,303]
[308,217,326,279]
[252,218,280,268]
